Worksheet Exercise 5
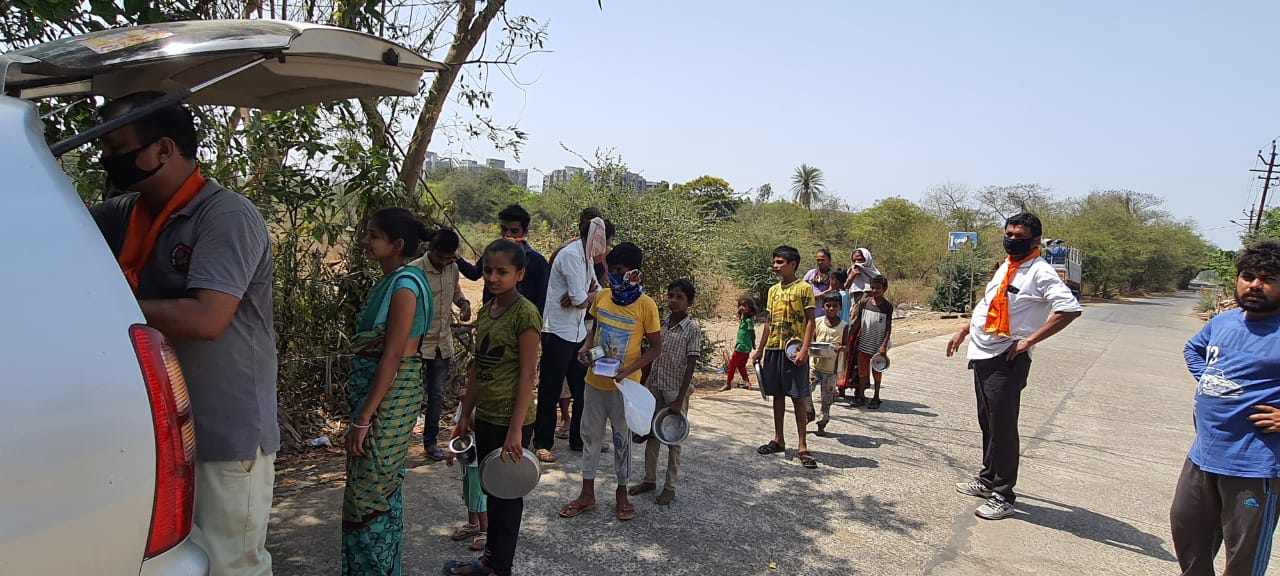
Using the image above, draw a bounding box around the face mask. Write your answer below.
[100,140,162,189]
[608,269,643,306]
[1002,236,1036,257]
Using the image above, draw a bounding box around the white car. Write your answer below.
[0,20,441,575]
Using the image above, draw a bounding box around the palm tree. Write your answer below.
[791,164,826,229]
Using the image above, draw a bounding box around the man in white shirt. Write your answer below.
[945,213,1081,520]
[534,208,606,460]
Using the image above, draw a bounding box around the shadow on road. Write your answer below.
[836,399,939,417]
[1015,494,1176,562]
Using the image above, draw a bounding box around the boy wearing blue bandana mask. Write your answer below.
[559,242,663,522]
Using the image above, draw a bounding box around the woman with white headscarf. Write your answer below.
[843,248,882,303]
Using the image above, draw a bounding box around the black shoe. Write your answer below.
[868,398,882,409]
[850,396,867,408]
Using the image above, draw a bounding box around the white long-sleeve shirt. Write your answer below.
[542,239,594,342]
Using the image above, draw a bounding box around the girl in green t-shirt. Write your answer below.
[445,239,542,576]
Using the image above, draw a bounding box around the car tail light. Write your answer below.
[129,324,196,558]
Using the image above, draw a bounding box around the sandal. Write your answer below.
[468,533,487,551]
[756,440,785,455]
[426,446,448,462]
[616,502,636,521]
[535,449,556,463]
[443,558,493,575]
[555,429,570,440]
[656,488,676,506]
[559,500,597,518]
[798,450,818,469]
[450,523,480,541]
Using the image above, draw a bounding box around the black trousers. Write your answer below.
[474,420,533,576]
[1170,458,1280,576]
[971,353,1031,503]
[534,333,586,451]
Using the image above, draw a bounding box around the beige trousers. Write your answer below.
[191,447,275,576]
[644,387,685,490]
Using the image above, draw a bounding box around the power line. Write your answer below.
[1248,139,1278,231]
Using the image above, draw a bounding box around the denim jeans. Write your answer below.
[422,353,452,450]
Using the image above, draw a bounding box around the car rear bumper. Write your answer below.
[140,537,208,576]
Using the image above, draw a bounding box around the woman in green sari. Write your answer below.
[342,207,436,575]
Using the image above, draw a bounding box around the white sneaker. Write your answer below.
[955,478,993,498]
[975,496,1014,520]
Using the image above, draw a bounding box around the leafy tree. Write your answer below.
[756,183,774,204]
[538,152,721,316]
[674,175,742,221]
[791,164,826,229]
[430,167,519,224]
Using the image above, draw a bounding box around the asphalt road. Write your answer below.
[267,291,1249,575]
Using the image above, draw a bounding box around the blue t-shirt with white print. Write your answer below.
[1184,308,1280,478]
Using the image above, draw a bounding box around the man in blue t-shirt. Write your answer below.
[1173,240,1280,576]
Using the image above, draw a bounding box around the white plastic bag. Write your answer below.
[615,378,655,436]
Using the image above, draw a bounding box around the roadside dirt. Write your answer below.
[273,279,969,502]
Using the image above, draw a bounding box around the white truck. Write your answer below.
[0,20,440,575]
[1043,242,1083,297]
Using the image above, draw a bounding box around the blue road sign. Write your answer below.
[949,232,978,251]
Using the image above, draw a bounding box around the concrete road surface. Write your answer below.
[268,292,1258,575]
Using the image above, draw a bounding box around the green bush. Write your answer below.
[929,253,988,313]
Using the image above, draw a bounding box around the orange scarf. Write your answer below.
[118,169,206,293]
[983,248,1040,337]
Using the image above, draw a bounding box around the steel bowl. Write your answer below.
[785,338,803,362]
[651,407,690,446]
[478,448,541,499]
[809,341,838,360]
[448,432,475,454]
[753,362,767,400]
[871,353,891,373]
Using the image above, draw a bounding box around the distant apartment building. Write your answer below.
[540,165,668,194]
[542,166,587,190]
[423,152,529,188]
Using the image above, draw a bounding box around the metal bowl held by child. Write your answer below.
[449,433,477,465]
[651,407,690,446]
[479,448,541,499]
[752,362,767,400]
[809,341,838,360]
[784,338,803,362]
[871,353,891,373]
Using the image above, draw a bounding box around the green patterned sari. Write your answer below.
[341,267,433,576]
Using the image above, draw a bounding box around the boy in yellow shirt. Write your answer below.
[752,245,818,469]
[559,243,663,522]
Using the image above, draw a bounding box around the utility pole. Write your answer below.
[1249,139,1279,232]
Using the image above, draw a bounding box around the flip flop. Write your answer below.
[555,430,570,440]
[468,534,487,551]
[757,440,785,455]
[535,449,556,463]
[616,503,636,521]
[559,501,597,518]
[798,450,818,469]
[426,446,448,462]
[450,523,480,541]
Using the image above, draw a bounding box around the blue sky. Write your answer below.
[436,1,1280,249]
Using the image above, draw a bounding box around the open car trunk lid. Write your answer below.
[0,19,444,109]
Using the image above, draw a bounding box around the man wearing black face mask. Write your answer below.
[944,212,1080,520]
[89,92,278,576]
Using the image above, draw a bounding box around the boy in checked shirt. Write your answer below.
[631,279,702,505]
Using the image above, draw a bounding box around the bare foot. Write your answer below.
[656,488,676,506]
[717,384,732,392]
[628,482,657,496]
